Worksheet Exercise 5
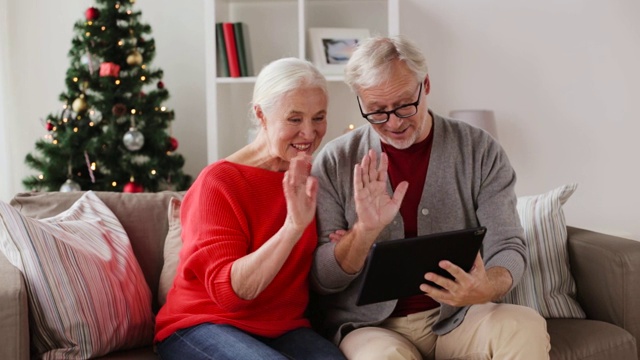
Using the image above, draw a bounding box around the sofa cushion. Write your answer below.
[547,319,638,360]
[503,184,586,319]
[10,190,183,312]
[0,191,154,358]
[158,197,183,307]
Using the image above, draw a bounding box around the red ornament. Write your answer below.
[111,103,127,116]
[85,7,100,21]
[123,180,144,193]
[167,137,179,151]
[99,62,121,77]
[157,81,165,89]
[45,122,54,131]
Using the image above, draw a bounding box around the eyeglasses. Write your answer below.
[357,82,423,124]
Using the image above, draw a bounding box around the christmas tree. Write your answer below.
[23,0,191,193]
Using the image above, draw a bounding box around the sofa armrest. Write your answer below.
[567,226,640,354]
[0,253,29,360]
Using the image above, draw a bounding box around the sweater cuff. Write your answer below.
[485,249,525,292]
[313,242,360,293]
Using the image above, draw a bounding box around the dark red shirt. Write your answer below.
[381,128,440,316]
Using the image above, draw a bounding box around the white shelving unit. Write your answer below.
[204,0,399,162]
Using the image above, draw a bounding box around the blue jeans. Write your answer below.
[156,323,346,360]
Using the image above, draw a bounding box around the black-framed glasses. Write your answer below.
[357,82,423,124]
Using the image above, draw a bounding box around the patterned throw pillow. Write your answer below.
[0,191,154,358]
[158,197,183,307]
[503,183,586,318]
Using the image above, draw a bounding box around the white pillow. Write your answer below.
[0,191,154,358]
[158,197,183,307]
[503,183,586,318]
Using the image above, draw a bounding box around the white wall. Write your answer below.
[4,0,639,240]
[400,0,640,239]
[2,0,208,202]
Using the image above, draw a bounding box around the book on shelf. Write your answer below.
[215,23,229,77]
[233,22,253,77]
[221,22,241,78]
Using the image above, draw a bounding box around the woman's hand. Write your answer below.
[282,153,318,235]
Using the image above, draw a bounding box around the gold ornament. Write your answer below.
[126,50,143,66]
[72,95,88,113]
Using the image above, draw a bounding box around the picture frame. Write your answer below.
[308,28,371,75]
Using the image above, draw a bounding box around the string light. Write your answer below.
[150,169,157,175]
[140,75,146,81]
[115,3,120,9]
[101,26,106,31]
[38,174,44,180]
[160,106,166,111]
[87,21,93,26]
[115,79,121,85]
[53,139,58,144]
[112,181,117,187]
[85,32,91,37]
[91,163,97,171]
[89,121,95,126]
[131,109,137,114]
[73,127,79,132]
[72,77,78,82]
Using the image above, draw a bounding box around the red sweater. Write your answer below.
[155,160,316,342]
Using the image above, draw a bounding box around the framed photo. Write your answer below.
[308,28,371,75]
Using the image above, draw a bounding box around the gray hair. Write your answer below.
[344,35,429,91]
[251,57,327,125]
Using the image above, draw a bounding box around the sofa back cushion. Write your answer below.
[10,190,184,312]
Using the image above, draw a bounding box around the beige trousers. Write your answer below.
[339,303,550,360]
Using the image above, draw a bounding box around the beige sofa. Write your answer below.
[1,191,639,359]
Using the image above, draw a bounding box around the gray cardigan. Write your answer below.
[310,113,526,345]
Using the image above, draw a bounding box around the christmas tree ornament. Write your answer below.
[123,178,144,193]
[85,7,100,21]
[80,53,100,73]
[72,95,88,113]
[112,103,127,117]
[167,136,179,151]
[88,109,103,124]
[45,121,54,131]
[123,127,144,151]
[99,62,121,77]
[60,178,82,192]
[157,81,164,89]
[126,50,143,66]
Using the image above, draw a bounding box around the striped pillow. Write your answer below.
[503,183,586,318]
[0,191,154,358]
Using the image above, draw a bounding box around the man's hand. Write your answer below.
[353,149,408,234]
[419,253,513,307]
[333,149,408,274]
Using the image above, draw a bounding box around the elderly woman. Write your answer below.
[154,58,344,360]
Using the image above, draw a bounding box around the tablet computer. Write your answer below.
[356,226,487,306]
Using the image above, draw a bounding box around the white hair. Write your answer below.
[344,35,429,91]
[250,57,327,125]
